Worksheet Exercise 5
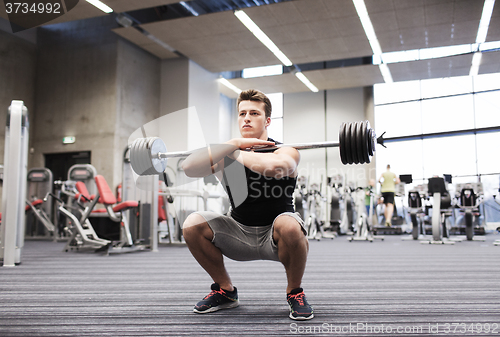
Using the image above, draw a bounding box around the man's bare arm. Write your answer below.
[232,147,300,179]
[181,139,275,178]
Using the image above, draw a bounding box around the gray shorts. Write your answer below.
[194,211,306,262]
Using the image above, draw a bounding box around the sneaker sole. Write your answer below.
[193,300,239,314]
[289,312,314,320]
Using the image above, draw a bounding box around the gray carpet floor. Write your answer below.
[1,233,499,336]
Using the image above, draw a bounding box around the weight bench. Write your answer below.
[60,184,111,252]
[91,175,144,253]
[63,177,141,253]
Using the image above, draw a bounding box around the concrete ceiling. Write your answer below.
[1,0,498,96]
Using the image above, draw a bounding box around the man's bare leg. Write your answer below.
[385,203,394,225]
[273,215,309,294]
[182,213,233,291]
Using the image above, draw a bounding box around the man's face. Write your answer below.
[238,100,271,139]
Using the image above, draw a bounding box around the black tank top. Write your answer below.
[222,138,297,226]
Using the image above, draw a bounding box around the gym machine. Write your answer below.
[326,175,344,235]
[68,164,98,195]
[303,182,329,240]
[420,177,460,245]
[349,186,384,242]
[407,186,426,240]
[494,191,500,246]
[1,101,29,266]
[123,146,159,251]
[337,178,355,235]
[403,175,426,240]
[25,168,55,239]
[455,182,485,241]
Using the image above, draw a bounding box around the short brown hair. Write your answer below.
[237,89,272,118]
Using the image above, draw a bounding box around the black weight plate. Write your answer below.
[366,126,372,164]
[344,123,353,164]
[369,129,375,157]
[367,121,375,161]
[350,122,359,164]
[356,121,364,164]
[363,121,371,163]
[360,121,369,164]
[339,123,348,165]
[358,121,365,163]
[366,121,374,156]
[352,121,360,164]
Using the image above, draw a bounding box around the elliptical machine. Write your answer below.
[421,177,459,244]
[455,182,485,241]
[349,184,384,242]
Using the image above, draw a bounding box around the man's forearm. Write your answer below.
[182,143,238,177]
[235,150,297,178]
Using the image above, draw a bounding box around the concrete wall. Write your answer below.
[0,28,37,165]
[33,16,119,185]
[26,16,161,189]
[160,57,189,155]
[115,38,160,186]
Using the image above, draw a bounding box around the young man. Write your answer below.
[181,89,314,320]
[378,164,400,227]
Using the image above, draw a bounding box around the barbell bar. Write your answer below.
[130,120,378,176]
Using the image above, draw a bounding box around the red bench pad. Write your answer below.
[94,175,117,205]
[91,201,139,214]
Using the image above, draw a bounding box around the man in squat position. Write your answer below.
[181,89,313,320]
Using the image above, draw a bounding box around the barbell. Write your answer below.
[130,120,377,176]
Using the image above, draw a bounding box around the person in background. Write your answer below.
[365,179,376,217]
[379,165,400,227]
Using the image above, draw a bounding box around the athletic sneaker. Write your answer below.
[193,283,239,314]
[287,288,314,320]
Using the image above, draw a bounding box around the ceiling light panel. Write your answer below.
[85,0,113,13]
[140,11,279,72]
[234,10,293,66]
[234,9,320,92]
[371,0,484,53]
[476,0,496,43]
[242,0,371,64]
[99,0,179,13]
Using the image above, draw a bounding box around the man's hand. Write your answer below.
[227,138,275,151]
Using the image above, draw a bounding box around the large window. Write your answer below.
[374,73,500,212]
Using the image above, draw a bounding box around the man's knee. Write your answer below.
[182,213,212,240]
[274,216,306,243]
